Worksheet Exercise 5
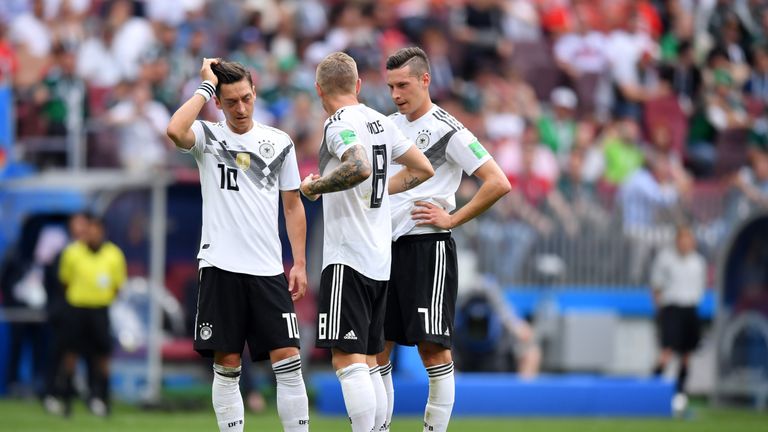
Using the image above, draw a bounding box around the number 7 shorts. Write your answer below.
[385,233,457,348]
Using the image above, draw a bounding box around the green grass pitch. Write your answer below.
[0,398,766,432]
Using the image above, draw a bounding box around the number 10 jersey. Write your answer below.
[184,120,300,276]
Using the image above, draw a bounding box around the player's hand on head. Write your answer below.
[412,200,453,229]
[200,57,220,85]
[288,264,308,302]
[300,174,321,201]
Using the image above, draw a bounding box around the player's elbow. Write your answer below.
[492,175,512,198]
[356,161,373,183]
[166,124,182,144]
[419,161,435,181]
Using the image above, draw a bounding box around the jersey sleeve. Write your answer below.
[446,129,493,175]
[278,139,301,191]
[326,119,362,160]
[389,121,412,160]
[58,245,74,285]
[182,120,207,158]
[111,245,127,292]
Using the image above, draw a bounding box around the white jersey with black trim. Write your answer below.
[389,105,493,240]
[182,120,301,276]
[319,104,412,281]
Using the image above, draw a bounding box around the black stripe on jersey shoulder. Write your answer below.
[423,128,458,170]
[432,108,465,132]
[326,108,347,126]
[318,121,333,173]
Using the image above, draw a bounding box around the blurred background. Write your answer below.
[0,0,767,422]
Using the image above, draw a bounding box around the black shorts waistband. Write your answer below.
[394,232,452,244]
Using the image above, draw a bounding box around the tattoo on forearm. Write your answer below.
[401,174,424,191]
[309,146,371,195]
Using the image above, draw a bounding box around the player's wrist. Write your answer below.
[194,80,216,102]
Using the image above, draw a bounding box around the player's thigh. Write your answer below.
[245,274,300,361]
[316,264,373,355]
[366,278,388,355]
[193,267,249,357]
[389,234,457,348]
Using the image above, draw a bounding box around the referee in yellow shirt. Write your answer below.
[56,213,126,417]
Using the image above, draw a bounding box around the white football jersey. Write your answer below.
[389,105,492,240]
[182,120,301,276]
[319,104,412,281]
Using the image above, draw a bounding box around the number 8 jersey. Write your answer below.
[184,120,301,276]
[319,104,412,281]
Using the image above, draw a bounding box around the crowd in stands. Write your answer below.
[3,0,768,285]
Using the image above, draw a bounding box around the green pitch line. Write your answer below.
[0,399,765,432]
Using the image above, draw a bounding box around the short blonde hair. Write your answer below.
[316,52,358,96]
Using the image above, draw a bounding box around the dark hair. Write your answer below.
[210,60,253,96]
[385,47,430,75]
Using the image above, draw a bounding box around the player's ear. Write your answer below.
[315,82,323,98]
[355,78,361,95]
[213,96,222,110]
[422,72,431,88]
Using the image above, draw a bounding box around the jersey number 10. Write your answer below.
[217,163,239,191]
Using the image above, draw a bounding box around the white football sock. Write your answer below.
[212,363,244,432]
[272,355,309,432]
[423,362,454,432]
[370,365,387,431]
[336,363,376,432]
[379,362,394,431]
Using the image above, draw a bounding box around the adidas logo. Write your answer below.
[343,330,358,340]
[444,329,450,336]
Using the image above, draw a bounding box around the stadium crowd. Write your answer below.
[2,0,768,285]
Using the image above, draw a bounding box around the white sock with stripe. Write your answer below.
[423,362,454,432]
[336,363,376,432]
[370,365,387,431]
[212,363,244,432]
[272,355,309,432]
[380,362,394,431]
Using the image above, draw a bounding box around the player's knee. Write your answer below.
[417,343,451,367]
[214,352,242,368]
[269,347,300,364]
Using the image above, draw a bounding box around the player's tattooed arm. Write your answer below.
[301,145,372,198]
[388,144,434,195]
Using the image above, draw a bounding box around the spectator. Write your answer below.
[51,214,127,417]
[620,154,686,283]
[450,0,512,80]
[669,40,702,115]
[705,68,750,131]
[104,80,171,171]
[538,87,579,166]
[744,44,768,106]
[650,225,706,416]
[8,0,51,58]
[554,12,608,80]
[602,117,645,184]
[35,42,86,138]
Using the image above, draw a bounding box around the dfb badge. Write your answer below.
[199,322,213,340]
[415,129,430,150]
[259,140,275,159]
